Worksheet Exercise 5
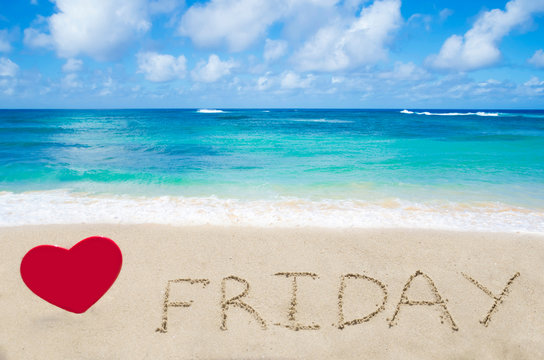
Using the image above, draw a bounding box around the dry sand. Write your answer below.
[1,225,543,359]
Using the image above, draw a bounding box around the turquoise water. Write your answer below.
[1,109,543,231]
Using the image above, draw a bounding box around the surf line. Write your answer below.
[155,270,520,333]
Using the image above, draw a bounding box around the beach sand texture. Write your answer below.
[1,225,543,359]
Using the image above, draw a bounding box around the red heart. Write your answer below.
[20,236,122,314]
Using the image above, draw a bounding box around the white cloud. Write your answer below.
[137,51,187,82]
[191,54,236,82]
[528,49,544,68]
[331,76,344,84]
[407,13,432,31]
[293,0,402,71]
[0,30,11,52]
[179,0,282,52]
[24,28,53,48]
[256,74,273,90]
[179,0,338,52]
[523,76,544,96]
[254,70,317,91]
[427,0,544,71]
[25,0,151,61]
[280,0,340,46]
[0,57,18,77]
[62,58,83,72]
[99,76,115,96]
[264,39,288,62]
[280,71,314,89]
[439,8,453,21]
[0,78,16,96]
[379,61,429,81]
[524,76,544,87]
[61,73,82,88]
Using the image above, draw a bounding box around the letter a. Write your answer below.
[389,270,458,331]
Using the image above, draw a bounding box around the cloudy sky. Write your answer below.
[1,0,544,108]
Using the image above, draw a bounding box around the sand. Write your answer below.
[1,225,543,359]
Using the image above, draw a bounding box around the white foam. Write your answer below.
[400,110,414,114]
[415,111,499,117]
[0,191,542,233]
[197,109,224,113]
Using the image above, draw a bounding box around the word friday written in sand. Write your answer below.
[156,270,520,333]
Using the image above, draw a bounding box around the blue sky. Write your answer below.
[0,0,543,108]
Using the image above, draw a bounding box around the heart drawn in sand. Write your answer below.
[20,236,122,314]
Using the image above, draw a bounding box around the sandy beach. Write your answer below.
[1,225,543,359]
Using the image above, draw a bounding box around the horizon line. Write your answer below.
[1,108,544,111]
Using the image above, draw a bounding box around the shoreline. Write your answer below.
[1,223,543,235]
[1,225,544,359]
[1,190,542,233]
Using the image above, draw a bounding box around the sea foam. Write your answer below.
[413,111,500,117]
[0,191,542,233]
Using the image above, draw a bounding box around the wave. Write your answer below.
[197,109,224,113]
[412,111,500,117]
[400,110,414,114]
[0,190,542,233]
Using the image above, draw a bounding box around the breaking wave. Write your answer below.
[197,109,225,113]
[401,110,500,117]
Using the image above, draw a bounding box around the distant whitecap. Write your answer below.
[197,109,224,113]
[415,111,499,116]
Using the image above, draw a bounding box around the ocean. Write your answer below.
[0,108,543,232]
